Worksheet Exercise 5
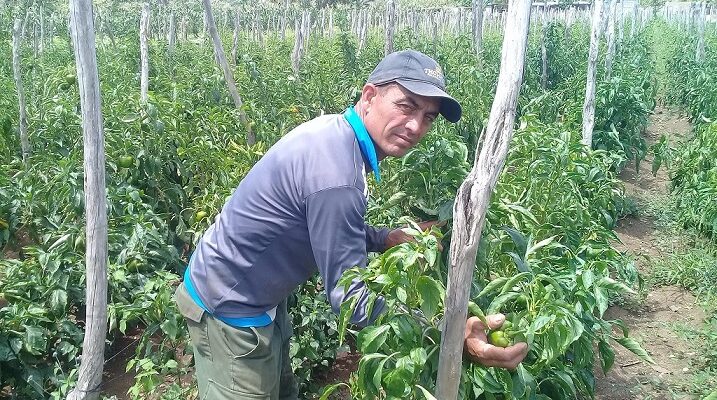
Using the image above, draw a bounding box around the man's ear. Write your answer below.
[360,84,379,112]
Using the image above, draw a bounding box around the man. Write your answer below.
[174,49,528,400]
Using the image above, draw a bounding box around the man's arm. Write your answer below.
[365,224,390,253]
[305,186,385,327]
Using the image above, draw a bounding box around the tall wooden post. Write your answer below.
[66,0,109,397]
[140,2,150,105]
[472,0,484,58]
[541,1,549,90]
[232,10,240,65]
[435,0,534,397]
[606,0,617,78]
[168,10,176,56]
[202,0,254,145]
[696,1,706,62]
[582,0,605,148]
[12,19,30,164]
[385,0,396,56]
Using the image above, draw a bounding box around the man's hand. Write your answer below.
[464,314,529,369]
[384,220,445,250]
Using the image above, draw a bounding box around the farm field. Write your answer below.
[1,1,716,399]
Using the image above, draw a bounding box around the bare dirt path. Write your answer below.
[594,107,705,400]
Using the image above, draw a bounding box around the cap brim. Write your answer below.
[395,80,462,123]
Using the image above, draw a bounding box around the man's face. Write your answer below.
[360,83,441,159]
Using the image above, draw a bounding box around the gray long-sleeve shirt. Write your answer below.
[187,112,389,326]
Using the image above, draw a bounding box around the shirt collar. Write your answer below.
[343,106,381,182]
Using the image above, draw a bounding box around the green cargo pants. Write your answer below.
[175,282,299,400]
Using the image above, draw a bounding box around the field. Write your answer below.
[1,1,716,399]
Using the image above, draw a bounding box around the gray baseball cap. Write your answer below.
[367,49,462,123]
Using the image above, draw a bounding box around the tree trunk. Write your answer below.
[65,0,108,397]
[140,2,150,105]
[435,1,533,397]
[12,19,30,164]
[202,0,254,145]
[385,0,395,56]
[472,0,484,58]
[582,0,605,147]
[605,0,617,78]
[541,1,548,90]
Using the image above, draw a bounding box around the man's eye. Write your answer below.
[397,103,413,112]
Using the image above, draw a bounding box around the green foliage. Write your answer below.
[0,9,663,399]
[336,118,647,399]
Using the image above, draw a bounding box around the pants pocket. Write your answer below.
[201,379,271,400]
[210,319,280,396]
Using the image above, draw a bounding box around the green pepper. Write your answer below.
[501,320,513,331]
[488,330,511,348]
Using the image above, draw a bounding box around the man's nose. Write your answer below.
[405,116,421,134]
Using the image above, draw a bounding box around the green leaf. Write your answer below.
[357,325,391,354]
[338,296,358,345]
[502,226,528,259]
[390,315,418,343]
[438,200,454,221]
[160,317,179,340]
[598,339,615,374]
[416,276,443,320]
[477,277,509,298]
[487,292,522,315]
[24,326,46,355]
[526,235,558,259]
[704,390,717,400]
[0,338,15,361]
[500,272,531,295]
[614,336,654,364]
[383,367,412,397]
[373,353,395,395]
[599,276,636,295]
[396,286,408,303]
[415,384,438,400]
[319,383,348,400]
[424,247,437,268]
[552,369,577,398]
[50,289,67,313]
[409,347,428,367]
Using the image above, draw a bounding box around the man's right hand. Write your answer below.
[464,314,529,369]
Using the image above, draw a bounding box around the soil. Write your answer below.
[594,106,705,400]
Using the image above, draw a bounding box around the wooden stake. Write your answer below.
[541,0,548,90]
[435,1,534,397]
[696,1,706,62]
[12,18,30,164]
[385,0,395,56]
[606,0,617,78]
[472,0,484,59]
[232,10,239,65]
[202,0,254,145]
[582,0,605,147]
[65,0,108,396]
[140,1,150,105]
